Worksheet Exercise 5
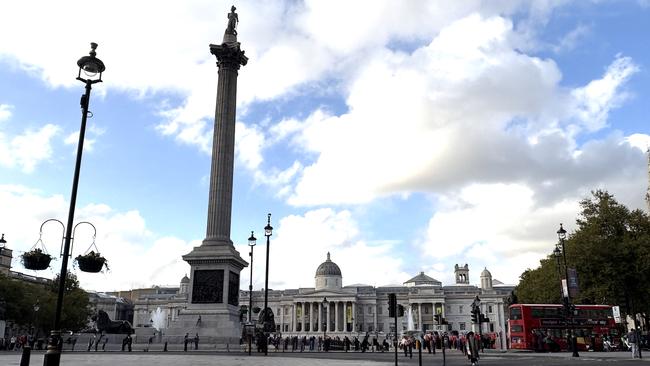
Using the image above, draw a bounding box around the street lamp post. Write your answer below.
[43,43,105,366]
[247,231,256,356]
[263,214,273,356]
[556,224,579,357]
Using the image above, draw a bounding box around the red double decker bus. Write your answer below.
[508,304,619,351]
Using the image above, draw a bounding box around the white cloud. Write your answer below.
[0,184,192,291]
[0,104,13,122]
[0,123,60,173]
[63,124,105,153]
[552,23,590,53]
[625,134,650,151]
[571,55,638,132]
[234,208,409,290]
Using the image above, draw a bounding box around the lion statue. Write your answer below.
[92,309,133,334]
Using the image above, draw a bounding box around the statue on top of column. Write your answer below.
[226,5,239,35]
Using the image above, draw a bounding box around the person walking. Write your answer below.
[194,333,199,350]
[467,331,480,366]
[183,333,189,352]
[628,329,639,358]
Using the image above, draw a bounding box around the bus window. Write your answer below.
[510,307,522,320]
[511,325,524,333]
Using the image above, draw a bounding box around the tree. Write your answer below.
[514,190,650,323]
[50,272,92,332]
[0,271,91,335]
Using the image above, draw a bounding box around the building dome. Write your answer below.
[181,274,190,284]
[480,268,491,277]
[315,252,342,276]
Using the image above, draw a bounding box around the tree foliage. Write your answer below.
[0,271,91,335]
[514,190,650,319]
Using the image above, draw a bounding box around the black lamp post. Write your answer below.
[43,43,105,366]
[247,231,256,356]
[263,214,272,356]
[322,297,329,342]
[556,223,579,357]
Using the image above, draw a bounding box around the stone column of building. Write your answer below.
[279,305,284,332]
[343,301,348,332]
[497,300,506,350]
[334,301,339,332]
[316,302,321,332]
[418,303,422,330]
[292,303,296,332]
[301,302,305,332]
[327,302,331,334]
[352,302,356,333]
[308,302,312,333]
[373,305,378,332]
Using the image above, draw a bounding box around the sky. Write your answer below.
[1,0,649,293]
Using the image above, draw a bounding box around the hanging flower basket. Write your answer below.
[252,306,261,314]
[75,251,108,273]
[22,249,52,270]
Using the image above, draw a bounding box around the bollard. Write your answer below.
[164,341,168,352]
[20,346,31,366]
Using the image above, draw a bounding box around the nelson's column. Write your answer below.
[179,6,248,342]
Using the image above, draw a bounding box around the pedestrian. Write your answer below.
[183,333,189,352]
[628,329,639,358]
[127,334,132,352]
[467,331,480,366]
[194,333,199,350]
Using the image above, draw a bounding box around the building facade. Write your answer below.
[131,254,514,348]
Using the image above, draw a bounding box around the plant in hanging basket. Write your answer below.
[22,248,52,270]
[252,306,261,314]
[75,251,109,273]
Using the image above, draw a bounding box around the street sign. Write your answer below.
[612,306,621,323]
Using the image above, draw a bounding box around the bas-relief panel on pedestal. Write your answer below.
[192,269,224,304]
[228,271,239,306]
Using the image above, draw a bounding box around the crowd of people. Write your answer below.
[0,334,46,350]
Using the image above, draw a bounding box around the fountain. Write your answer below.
[150,307,167,331]
[406,306,416,331]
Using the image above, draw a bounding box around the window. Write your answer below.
[488,305,493,313]
[368,324,374,332]
[511,324,524,333]
[378,306,383,315]
[510,307,522,320]
[489,323,494,332]
[459,322,466,331]
[459,305,464,314]
[378,323,384,332]
[368,306,373,315]
[425,307,429,314]
[446,305,451,314]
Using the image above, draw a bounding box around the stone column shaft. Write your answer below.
[352,302,356,333]
[301,302,305,332]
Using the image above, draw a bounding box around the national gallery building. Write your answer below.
[128,253,514,348]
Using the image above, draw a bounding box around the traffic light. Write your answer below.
[434,314,441,324]
[479,314,490,323]
[388,293,397,317]
[471,308,479,323]
[397,304,405,317]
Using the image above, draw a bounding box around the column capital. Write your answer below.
[210,42,248,69]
